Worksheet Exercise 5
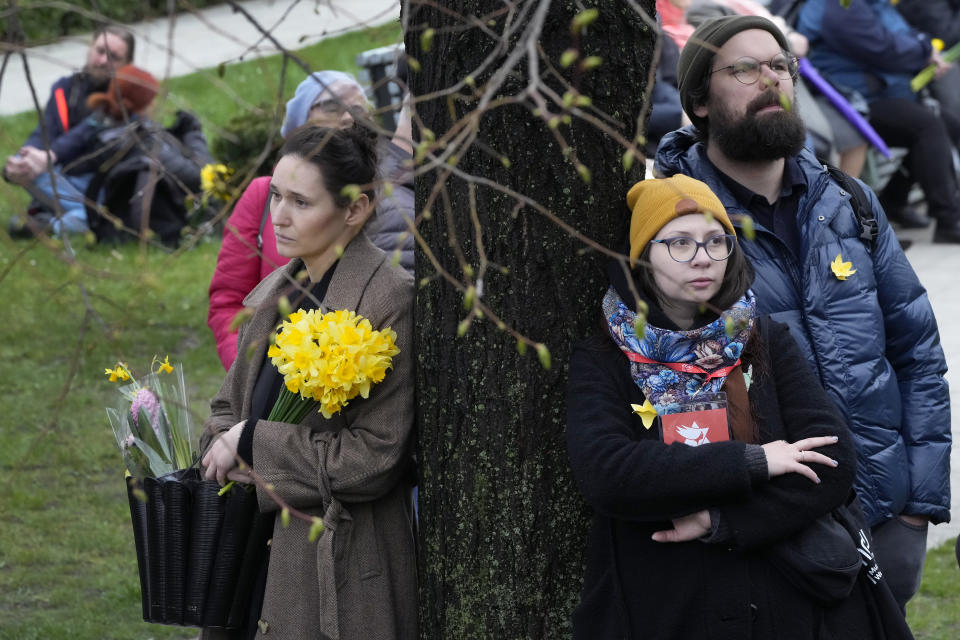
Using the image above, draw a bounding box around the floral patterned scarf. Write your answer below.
[602,286,756,415]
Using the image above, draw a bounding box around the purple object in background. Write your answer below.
[798,57,892,159]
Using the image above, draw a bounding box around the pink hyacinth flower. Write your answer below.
[130,388,162,439]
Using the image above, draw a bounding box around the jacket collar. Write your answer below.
[655,126,836,233]
[244,233,387,312]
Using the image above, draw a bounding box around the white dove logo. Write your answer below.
[675,422,711,447]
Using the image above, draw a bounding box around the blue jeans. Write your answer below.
[28,169,93,235]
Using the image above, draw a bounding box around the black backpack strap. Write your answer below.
[825,164,877,251]
[257,192,270,250]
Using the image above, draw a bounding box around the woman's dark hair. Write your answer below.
[634,232,754,315]
[279,122,379,208]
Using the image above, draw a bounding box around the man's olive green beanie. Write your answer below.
[677,15,791,131]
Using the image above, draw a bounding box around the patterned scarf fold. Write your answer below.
[603,286,756,415]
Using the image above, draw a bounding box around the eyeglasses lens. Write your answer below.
[734,55,796,84]
[667,235,734,262]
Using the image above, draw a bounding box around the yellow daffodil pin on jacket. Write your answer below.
[830,253,856,280]
[631,399,658,429]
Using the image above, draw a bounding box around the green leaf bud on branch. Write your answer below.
[561,49,579,68]
[576,164,591,183]
[421,28,435,52]
[571,8,599,35]
[464,286,476,310]
[740,214,755,241]
[340,184,361,203]
[581,56,603,70]
[308,517,325,542]
[536,343,552,370]
[277,296,292,319]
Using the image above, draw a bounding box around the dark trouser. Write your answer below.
[870,516,928,613]
[932,66,960,128]
[869,97,960,225]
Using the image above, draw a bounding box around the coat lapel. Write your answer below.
[323,234,387,316]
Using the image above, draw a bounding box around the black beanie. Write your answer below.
[677,15,791,131]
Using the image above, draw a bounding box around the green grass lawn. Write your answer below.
[0,237,223,639]
[0,24,399,640]
[907,540,960,639]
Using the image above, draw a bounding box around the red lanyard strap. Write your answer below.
[622,349,741,381]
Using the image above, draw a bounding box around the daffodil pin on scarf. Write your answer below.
[631,399,658,429]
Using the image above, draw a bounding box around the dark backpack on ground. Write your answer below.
[85,111,212,246]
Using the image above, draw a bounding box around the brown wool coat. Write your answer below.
[200,235,417,640]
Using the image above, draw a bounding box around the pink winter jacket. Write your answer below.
[207,176,290,369]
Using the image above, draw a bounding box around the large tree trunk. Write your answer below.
[405,2,656,637]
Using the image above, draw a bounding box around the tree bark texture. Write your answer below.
[405,2,656,637]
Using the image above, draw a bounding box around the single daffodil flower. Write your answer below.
[631,399,658,429]
[157,355,174,375]
[830,253,856,280]
[105,364,130,383]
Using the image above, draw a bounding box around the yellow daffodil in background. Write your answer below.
[631,399,658,429]
[105,363,130,383]
[200,163,234,203]
[267,308,400,422]
[830,253,857,280]
[154,354,174,375]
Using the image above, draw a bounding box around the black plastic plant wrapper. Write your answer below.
[202,483,260,627]
[126,476,151,620]
[143,477,168,622]
[184,471,225,626]
[161,478,191,624]
[126,468,266,629]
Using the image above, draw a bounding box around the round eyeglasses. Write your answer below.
[710,54,799,86]
[649,234,736,263]
[310,100,366,118]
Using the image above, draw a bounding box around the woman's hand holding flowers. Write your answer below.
[762,436,839,484]
[202,421,251,486]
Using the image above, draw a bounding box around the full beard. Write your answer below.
[83,65,112,91]
[709,90,806,162]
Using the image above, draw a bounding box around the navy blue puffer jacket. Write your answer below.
[655,128,951,526]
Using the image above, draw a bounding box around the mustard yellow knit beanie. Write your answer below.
[626,174,735,264]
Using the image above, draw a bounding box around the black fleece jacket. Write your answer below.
[566,317,860,640]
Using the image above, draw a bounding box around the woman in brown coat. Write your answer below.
[201,123,416,639]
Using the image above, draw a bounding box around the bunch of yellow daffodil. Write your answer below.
[200,163,234,203]
[267,308,399,422]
